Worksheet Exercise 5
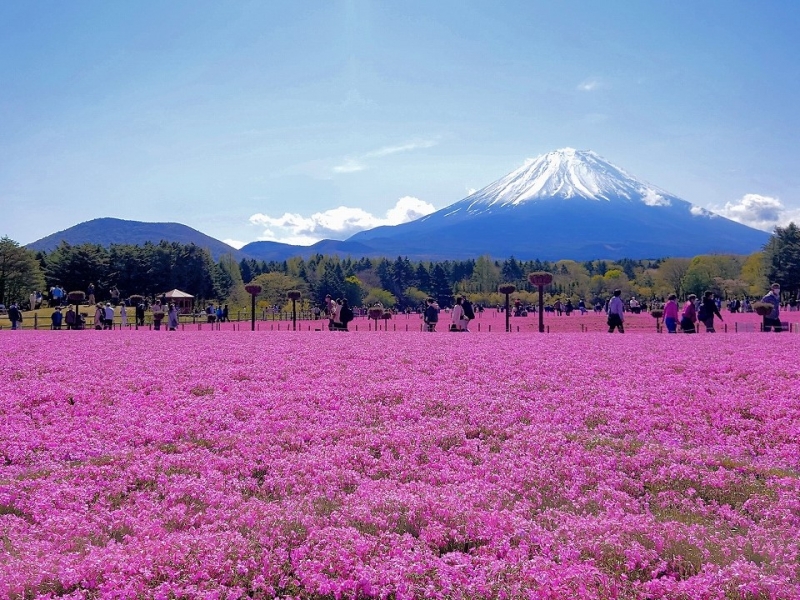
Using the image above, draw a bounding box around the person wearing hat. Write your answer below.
[7,303,22,330]
[761,283,783,332]
[51,306,63,330]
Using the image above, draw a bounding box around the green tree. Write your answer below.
[740,252,769,297]
[251,272,307,306]
[764,222,800,298]
[655,257,691,296]
[0,237,45,305]
[44,242,109,296]
[343,275,366,307]
[365,287,396,307]
[468,255,501,293]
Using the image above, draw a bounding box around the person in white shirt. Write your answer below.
[607,289,625,333]
[120,303,128,327]
[104,303,115,330]
[451,297,467,332]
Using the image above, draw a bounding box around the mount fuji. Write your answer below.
[345,148,769,260]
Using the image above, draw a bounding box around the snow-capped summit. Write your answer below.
[347,148,770,260]
[460,148,674,214]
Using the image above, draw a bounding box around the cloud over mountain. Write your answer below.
[713,194,800,232]
[249,196,436,245]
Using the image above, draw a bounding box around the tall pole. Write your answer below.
[498,284,516,333]
[528,273,553,334]
[538,285,545,333]
[244,285,263,332]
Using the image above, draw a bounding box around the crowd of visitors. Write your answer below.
[1,281,794,334]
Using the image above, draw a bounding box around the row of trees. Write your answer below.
[1,223,799,310]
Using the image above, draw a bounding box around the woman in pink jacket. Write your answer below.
[663,294,679,333]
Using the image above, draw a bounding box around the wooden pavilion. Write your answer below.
[162,289,194,314]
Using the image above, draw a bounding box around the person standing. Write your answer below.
[104,303,115,330]
[65,306,76,330]
[663,294,679,334]
[451,297,467,332]
[93,304,104,330]
[8,303,22,330]
[152,300,164,330]
[324,295,337,331]
[51,307,63,330]
[87,283,95,306]
[135,301,146,327]
[168,303,179,331]
[120,302,128,327]
[423,298,439,332]
[338,299,354,331]
[607,289,625,333]
[761,283,783,332]
[461,296,475,332]
[698,291,723,333]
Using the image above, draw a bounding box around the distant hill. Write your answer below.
[239,239,379,262]
[25,151,772,263]
[27,218,243,261]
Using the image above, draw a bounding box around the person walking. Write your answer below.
[698,291,723,333]
[761,283,783,332]
[607,289,625,333]
[680,294,698,333]
[663,294,679,334]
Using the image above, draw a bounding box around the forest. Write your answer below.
[1,223,799,310]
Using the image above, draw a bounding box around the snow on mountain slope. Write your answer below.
[451,148,677,215]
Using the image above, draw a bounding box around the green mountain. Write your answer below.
[26,218,243,261]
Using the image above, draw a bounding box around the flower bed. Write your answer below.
[1,331,799,598]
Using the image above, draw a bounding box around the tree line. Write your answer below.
[1,222,799,310]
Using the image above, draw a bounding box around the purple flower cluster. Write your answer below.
[1,331,798,599]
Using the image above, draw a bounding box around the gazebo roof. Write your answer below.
[162,289,194,299]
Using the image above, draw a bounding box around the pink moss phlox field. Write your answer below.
[1,331,799,599]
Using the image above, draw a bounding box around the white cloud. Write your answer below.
[641,188,671,207]
[249,196,437,244]
[331,139,437,174]
[331,159,365,173]
[712,194,800,232]
[577,77,605,91]
[690,206,714,217]
[223,239,246,250]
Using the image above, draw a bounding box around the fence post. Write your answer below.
[34,314,38,330]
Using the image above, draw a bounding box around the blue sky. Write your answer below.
[2,0,799,248]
